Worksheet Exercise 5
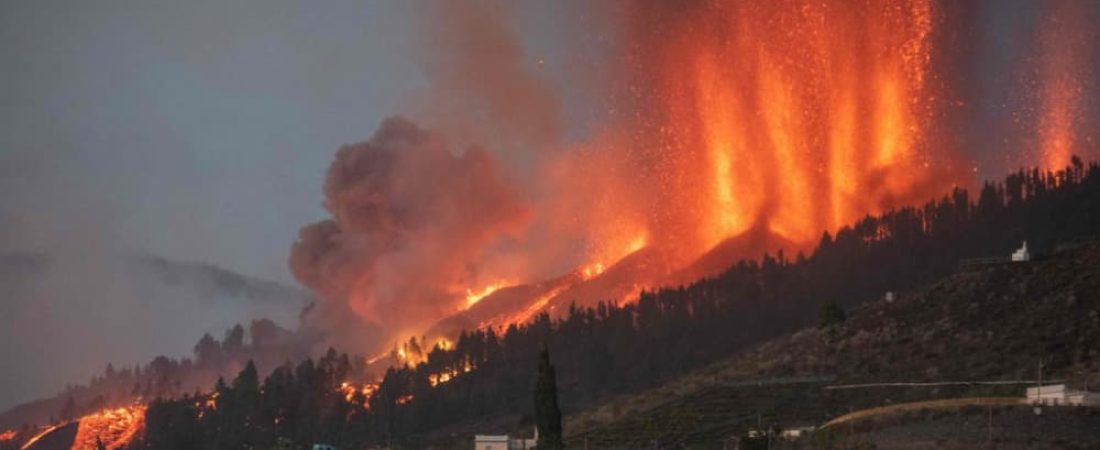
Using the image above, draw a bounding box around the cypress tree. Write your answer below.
[534,345,563,450]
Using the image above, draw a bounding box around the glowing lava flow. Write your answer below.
[69,406,145,450]
[504,284,570,327]
[18,425,61,450]
[464,282,510,309]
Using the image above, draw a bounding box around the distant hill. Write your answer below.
[0,253,312,428]
[130,254,312,310]
[564,239,1100,448]
[0,252,311,312]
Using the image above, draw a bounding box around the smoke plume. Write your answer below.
[416,0,562,155]
[289,117,529,350]
[290,0,1100,356]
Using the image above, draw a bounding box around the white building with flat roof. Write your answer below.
[474,430,536,450]
[1026,384,1100,406]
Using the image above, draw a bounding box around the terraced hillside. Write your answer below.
[565,240,1100,448]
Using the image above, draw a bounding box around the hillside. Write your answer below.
[0,254,312,429]
[104,162,1100,450]
[564,239,1100,448]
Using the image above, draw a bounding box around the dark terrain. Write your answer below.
[565,240,1100,448]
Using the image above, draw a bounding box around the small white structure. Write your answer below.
[780,426,816,439]
[1026,384,1100,406]
[1011,241,1031,262]
[884,291,895,303]
[474,430,536,450]
[475,435,509,450]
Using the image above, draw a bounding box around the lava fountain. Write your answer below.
[291,0,1100,357]
[1035,0,1098,171]
[609,0,959,257]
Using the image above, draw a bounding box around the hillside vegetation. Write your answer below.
[566,239,1100,448]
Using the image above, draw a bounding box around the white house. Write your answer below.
[780,426,816,439]
[474,430,536,450]
[1026,384,1100,406]
[1011,241,1031,262]
[474,435,509,450]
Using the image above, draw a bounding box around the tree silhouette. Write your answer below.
[534,345,563,450]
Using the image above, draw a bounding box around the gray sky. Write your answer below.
[0,0,434,411]
[0,0,589,411]
[0,0,426,283]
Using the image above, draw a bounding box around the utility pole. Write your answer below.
[848,406,854,436]
[1037,359,1044,404]
[987,405,993,447]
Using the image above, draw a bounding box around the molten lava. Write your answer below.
[615,0,955,253]
[19,425,61,450]
[1036,0,1096,171]
[464,281,511,309]
[291,0,1100,364]
[69,406,145,450]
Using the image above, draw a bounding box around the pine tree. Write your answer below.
[534,345,563,450]
[60,395,77,421]
[818,300,846,329]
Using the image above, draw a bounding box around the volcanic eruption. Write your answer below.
[288,0,1100,360]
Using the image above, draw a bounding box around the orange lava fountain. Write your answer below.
[400,0,975,337]
[613,0,959,255]
[1036,0,1097,171]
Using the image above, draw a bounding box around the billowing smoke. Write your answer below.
[289,117,530,351]
[290,0,1100,356]
[416,0,562,156]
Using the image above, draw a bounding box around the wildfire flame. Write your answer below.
[340,382,378,409]
[428,359,474,388]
